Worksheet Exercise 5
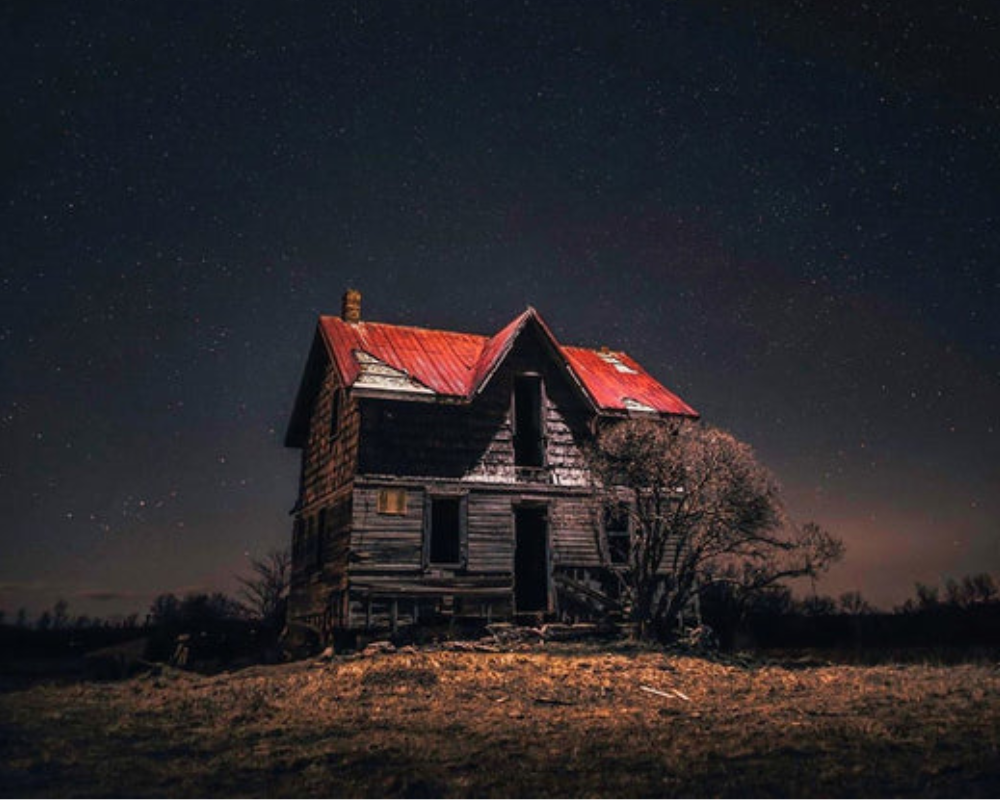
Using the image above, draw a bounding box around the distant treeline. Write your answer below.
[0,599,143,632]
[0,623,149,660]
[0,592,282,677]
[4,570,998,661]
[701,572,1000,655]
[0,593,243,634]
[0,553,291,677]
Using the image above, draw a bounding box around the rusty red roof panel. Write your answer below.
[320,316,483,396]
[318,309,697,417]
[562,346,699,417]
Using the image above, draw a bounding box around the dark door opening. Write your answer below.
[514,505,549,612]
[428,496,462,565]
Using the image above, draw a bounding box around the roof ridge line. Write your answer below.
[320,314,490,340]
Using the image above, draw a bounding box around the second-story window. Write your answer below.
[513,374,544,467]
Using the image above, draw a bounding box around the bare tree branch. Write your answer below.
[589,418,844,640]
[237,548,291,631]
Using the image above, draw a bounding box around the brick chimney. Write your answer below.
[341,288,361,323]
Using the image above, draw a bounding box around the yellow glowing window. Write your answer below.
[377,488,407,515]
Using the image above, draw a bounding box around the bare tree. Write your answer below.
[914,582,940,610]
[963,573,998,606]
[798,593,838,616]
[149,593,182,627]
[934,573,998,609]
[52,598,69,629]
[238,548,291,631]
[590,417,843,640]
[839,590,874,615]
[944,577,965,607]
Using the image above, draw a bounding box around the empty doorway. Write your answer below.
[514,505,549,613]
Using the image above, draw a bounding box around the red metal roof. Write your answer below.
[317,308,698,417]
[561,346,698,417]
[320,316,484,396]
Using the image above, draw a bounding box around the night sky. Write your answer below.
[2,1,997,618]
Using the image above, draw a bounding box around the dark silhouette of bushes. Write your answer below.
[145,592,260,666]
[700,573,1000,659]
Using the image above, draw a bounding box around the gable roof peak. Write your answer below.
[465,305,568,400]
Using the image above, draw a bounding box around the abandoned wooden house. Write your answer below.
[284,289,698,639]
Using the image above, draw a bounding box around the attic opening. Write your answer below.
[513,374,544,468]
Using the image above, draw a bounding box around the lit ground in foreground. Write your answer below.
[2,644,999,797]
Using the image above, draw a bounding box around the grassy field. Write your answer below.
[2,642,999,797]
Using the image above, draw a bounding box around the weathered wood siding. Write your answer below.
[342,480,603,627]
[300,358,359,510]
[289,484,353,624]
[289,355,360,624]
[349,484,425,573]
[357,324,594,487]
[346,482,515,629]
[466,491,514,572]
[548,493,603,566]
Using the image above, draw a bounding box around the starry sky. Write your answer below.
[2,0,997,618]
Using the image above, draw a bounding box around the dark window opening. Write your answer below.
[330,388,342,439]
[605,503,631,565]
[513,375,544,467]
[428,497,461,565]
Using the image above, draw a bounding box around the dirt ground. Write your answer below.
[2,642,999,797]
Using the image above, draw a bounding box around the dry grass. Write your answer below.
[2,644,1000,797]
